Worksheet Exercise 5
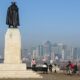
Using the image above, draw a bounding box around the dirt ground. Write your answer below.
[0,72,80,80]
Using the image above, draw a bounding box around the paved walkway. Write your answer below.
[0,73,80,80]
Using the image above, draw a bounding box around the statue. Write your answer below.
[6,2,20,28]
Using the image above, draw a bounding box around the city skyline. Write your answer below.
[22,41,80,63]
[0,40,80,61]
[0,0,80,49]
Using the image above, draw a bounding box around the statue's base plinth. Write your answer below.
[0,64,26,70]
[0,64,42,78]
[1,28,42,78]
[4,28,21,64]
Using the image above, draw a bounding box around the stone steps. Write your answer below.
[0,70,42,78]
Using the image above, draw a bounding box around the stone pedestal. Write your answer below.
[0,28,42,78]
[4,29,21,64]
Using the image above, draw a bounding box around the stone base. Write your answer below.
[4,28,21,64]
[0,64,26,70]
[0,64,42,78]
[2,28,42,78]
[0,70,42,78]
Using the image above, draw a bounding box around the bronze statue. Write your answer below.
[6,2,20,28]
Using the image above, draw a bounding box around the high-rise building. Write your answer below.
[38,45,44,57]
[64,47,73,61]
[73,47,80,61]
[32,48,39,59]
[43,41,52,60]
[51,46,55,61]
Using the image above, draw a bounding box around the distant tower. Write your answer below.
[43,41,52,60]
[62,49,64,60]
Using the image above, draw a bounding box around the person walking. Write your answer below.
[31,59,36,71]
[49,64,53,73]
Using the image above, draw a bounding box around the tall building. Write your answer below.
[43,41,52,60]
[52,43,64,61]
[38,45,44,57]
[51,46,55,61]
[51,43,71,62]
[32,48,39,59]
[73,47,80,61]
[77,48,80,61]
[64,47,73,61]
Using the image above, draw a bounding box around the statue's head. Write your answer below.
[11,2,16,5]
[11,2,18,8]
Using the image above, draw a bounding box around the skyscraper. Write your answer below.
[43,41,52,60]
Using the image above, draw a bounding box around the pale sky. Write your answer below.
[0,0,80,49]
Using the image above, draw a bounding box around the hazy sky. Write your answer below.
[0,0,80,49]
